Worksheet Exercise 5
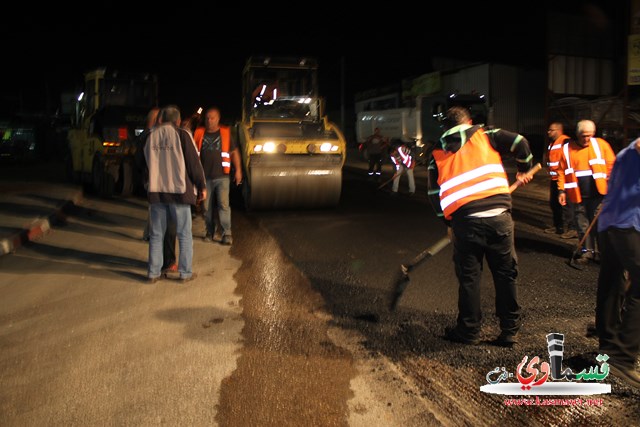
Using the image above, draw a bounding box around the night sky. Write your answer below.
[1,1,624,124]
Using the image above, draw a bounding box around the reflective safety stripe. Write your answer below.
[440,163,505,192]
[440,177,509,211]
[575,170,593,177]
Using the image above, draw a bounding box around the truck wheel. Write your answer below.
[119,161,134,197]
[65,154,80,184]
[92,156,115,198]
[100,171,115,198]
[92,157,103,195]
[241,179,252,212]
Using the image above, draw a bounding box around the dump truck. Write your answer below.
[66,67,158,197]
[236,56,347,210]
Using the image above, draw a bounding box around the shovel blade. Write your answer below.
[566,256,585,271]
[389,274,410,311]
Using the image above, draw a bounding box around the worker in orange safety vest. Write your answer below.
[556,119,616,264]
[544,122,576,237]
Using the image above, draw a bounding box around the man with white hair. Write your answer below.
[556,119,616,264]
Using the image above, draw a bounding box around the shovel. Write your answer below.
[388,163,542,311]
[566,206,602,270]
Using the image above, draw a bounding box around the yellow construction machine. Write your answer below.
[237,56,346,210]
[66,68,158,197]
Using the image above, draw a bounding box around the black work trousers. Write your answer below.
[549,179,575,231]
[574,196,602,252]
[367,153,383,177]
[596,227,640,370]
[451,211,521,338]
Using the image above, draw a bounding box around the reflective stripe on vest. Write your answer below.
[193,126,232,175]
[562,137,608,203]
[391,145,413,169]
[547,135,568,178]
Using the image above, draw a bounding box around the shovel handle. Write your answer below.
[403,235,451,273]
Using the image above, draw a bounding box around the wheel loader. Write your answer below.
[237,56,347,210]
[66,67,158,197]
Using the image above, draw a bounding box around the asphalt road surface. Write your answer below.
[1,156,638,426]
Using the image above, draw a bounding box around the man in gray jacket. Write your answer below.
[143,105,207,283]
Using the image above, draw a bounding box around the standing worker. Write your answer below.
[544,122,576,238]
[363,127,389,180]
[193,106,242,246]
[143,105,206,283]
[427,106,534,346]
[136,107,178,275]
[594,137,640,388]
[556,120,616,264]
[390,141,416,196]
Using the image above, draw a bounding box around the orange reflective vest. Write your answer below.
[391,145,414,169]
[193,126,232,174]
[432,130,510,220]
[557,137,615,204]
[546,134,569,180]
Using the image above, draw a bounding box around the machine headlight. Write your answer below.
[320,142,339,152]
[263,142,276,153]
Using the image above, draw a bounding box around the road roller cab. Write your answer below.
[237,56,347,210]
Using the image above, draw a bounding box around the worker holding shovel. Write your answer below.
[556,120,616,265]
[426,106,534,347]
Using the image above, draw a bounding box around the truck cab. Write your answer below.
[67,68,158,197]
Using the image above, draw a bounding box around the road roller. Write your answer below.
[237,56,347,210]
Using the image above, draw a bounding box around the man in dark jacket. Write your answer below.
[427,106,534,346]
[143,105,206,283]
[136,107,178,274]
[595,137,640,388]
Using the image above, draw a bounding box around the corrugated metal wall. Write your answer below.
[547,11,617,97]
[548,55,615,95]
[489,64,519,130]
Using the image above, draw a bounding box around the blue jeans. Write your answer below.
[148,202,193,279]
[204,177,231,237]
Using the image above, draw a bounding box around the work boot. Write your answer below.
[221,234,233,246]
[162,263,178,274]
[544,226,563,234]
[443,326,480,345]
[560,229,578,239]
[491,331,518,347]
[179,272,198,283]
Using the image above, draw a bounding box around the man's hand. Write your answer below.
[558,192,566,206]
[515,171,533,186]
[509,163,541,192]
[197,189,207,204]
